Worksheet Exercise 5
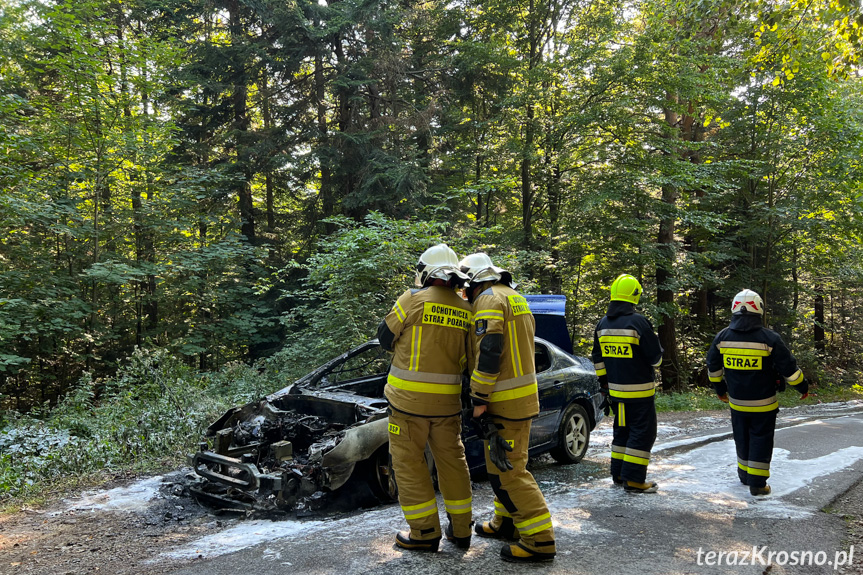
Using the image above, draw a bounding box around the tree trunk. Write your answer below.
[657,191,682,391]
[814,284,825,352]
[521,0,539,248]
[546,162,562,294]
[658,99,682,391]
[475,154,485,224]
[228,0,255,244]
[261,70,275,231]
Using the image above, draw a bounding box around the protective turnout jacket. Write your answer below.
[379,286,472,417]
[706,313,806,412]
[591,302,663,404]
[468,283,539,421]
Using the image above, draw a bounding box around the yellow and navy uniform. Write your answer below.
[706,312,807,487]
[591,301,663,484]
[467,282,555,557]
[378,285,473,542]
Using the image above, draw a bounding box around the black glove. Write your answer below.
[599,387,611,416]
[472,413,514,472]
[600,392,611,416]
[797,378,810,397]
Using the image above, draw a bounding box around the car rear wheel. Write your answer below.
[366,445,398,503]
[550,402,590,463]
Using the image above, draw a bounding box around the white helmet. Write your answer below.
[458,252,514,287]
[731,289,764,315]
[415,244,469,287]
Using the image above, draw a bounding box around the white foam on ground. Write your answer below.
[787,400,863,412]
[158,506,397,560]
[656,424,682,437]
[653,415,856,453]
[657,438,858,499]
[60,475,165,513]
[549,505,617,538]
[556,417,863,520]
[160,518,325,560]
[159,411,863,560]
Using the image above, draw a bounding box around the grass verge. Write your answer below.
[656,384,863,413]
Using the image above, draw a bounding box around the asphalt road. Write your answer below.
[161,407,863,575]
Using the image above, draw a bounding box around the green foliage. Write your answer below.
[0,415,77,495]
[2,0,863,412]
[273,213,450,371]
[655,389,730,413]
[0,347,273,502]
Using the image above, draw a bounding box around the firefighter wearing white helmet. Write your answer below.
[706,289,808,496]
[459,252,556,564]
[591,274,663,493]
[377,243,473,552]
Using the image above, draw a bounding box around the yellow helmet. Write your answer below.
[610,274,642,304]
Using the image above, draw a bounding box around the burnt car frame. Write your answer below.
[189,298,604,512]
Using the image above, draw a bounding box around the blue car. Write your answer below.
[462,336,604,475]
[190,296,603,510]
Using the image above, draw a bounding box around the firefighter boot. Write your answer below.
[500,542,556,563]
[750,484,771,496]
[475,517,518,541]
[624,480,659,494]
[445,520,472,549]
[395,532,440,552]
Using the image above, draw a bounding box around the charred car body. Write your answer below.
[189,296,604,513]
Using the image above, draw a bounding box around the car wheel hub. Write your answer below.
[565,415,587,455]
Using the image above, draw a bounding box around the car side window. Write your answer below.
[326,345,391,384]
[535,343,552,373]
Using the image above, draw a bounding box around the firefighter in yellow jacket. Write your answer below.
[458,252,556,563]
[377,244,474,552]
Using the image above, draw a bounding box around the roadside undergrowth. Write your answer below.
[655,384,863,413]
[1,348,278,511]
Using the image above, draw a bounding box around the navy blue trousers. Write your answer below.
[731,409,777,488]
[610,398,657,484]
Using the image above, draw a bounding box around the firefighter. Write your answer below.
[591,274,663,493]
[706,289,809,496]
[377,243,474,552]
[459,252,556,564]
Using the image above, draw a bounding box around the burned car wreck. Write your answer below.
[189,343,394,512]
[189,295,604,514]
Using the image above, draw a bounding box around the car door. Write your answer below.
[529,341,568,451]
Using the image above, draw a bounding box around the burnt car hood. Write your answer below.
[190,348,392,513]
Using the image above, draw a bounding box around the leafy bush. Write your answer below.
[0,347,272,504]
[274,212,451,370]
[655,388,729,413]
[0,415,77,495]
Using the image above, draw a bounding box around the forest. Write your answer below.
[2,0,863,418]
